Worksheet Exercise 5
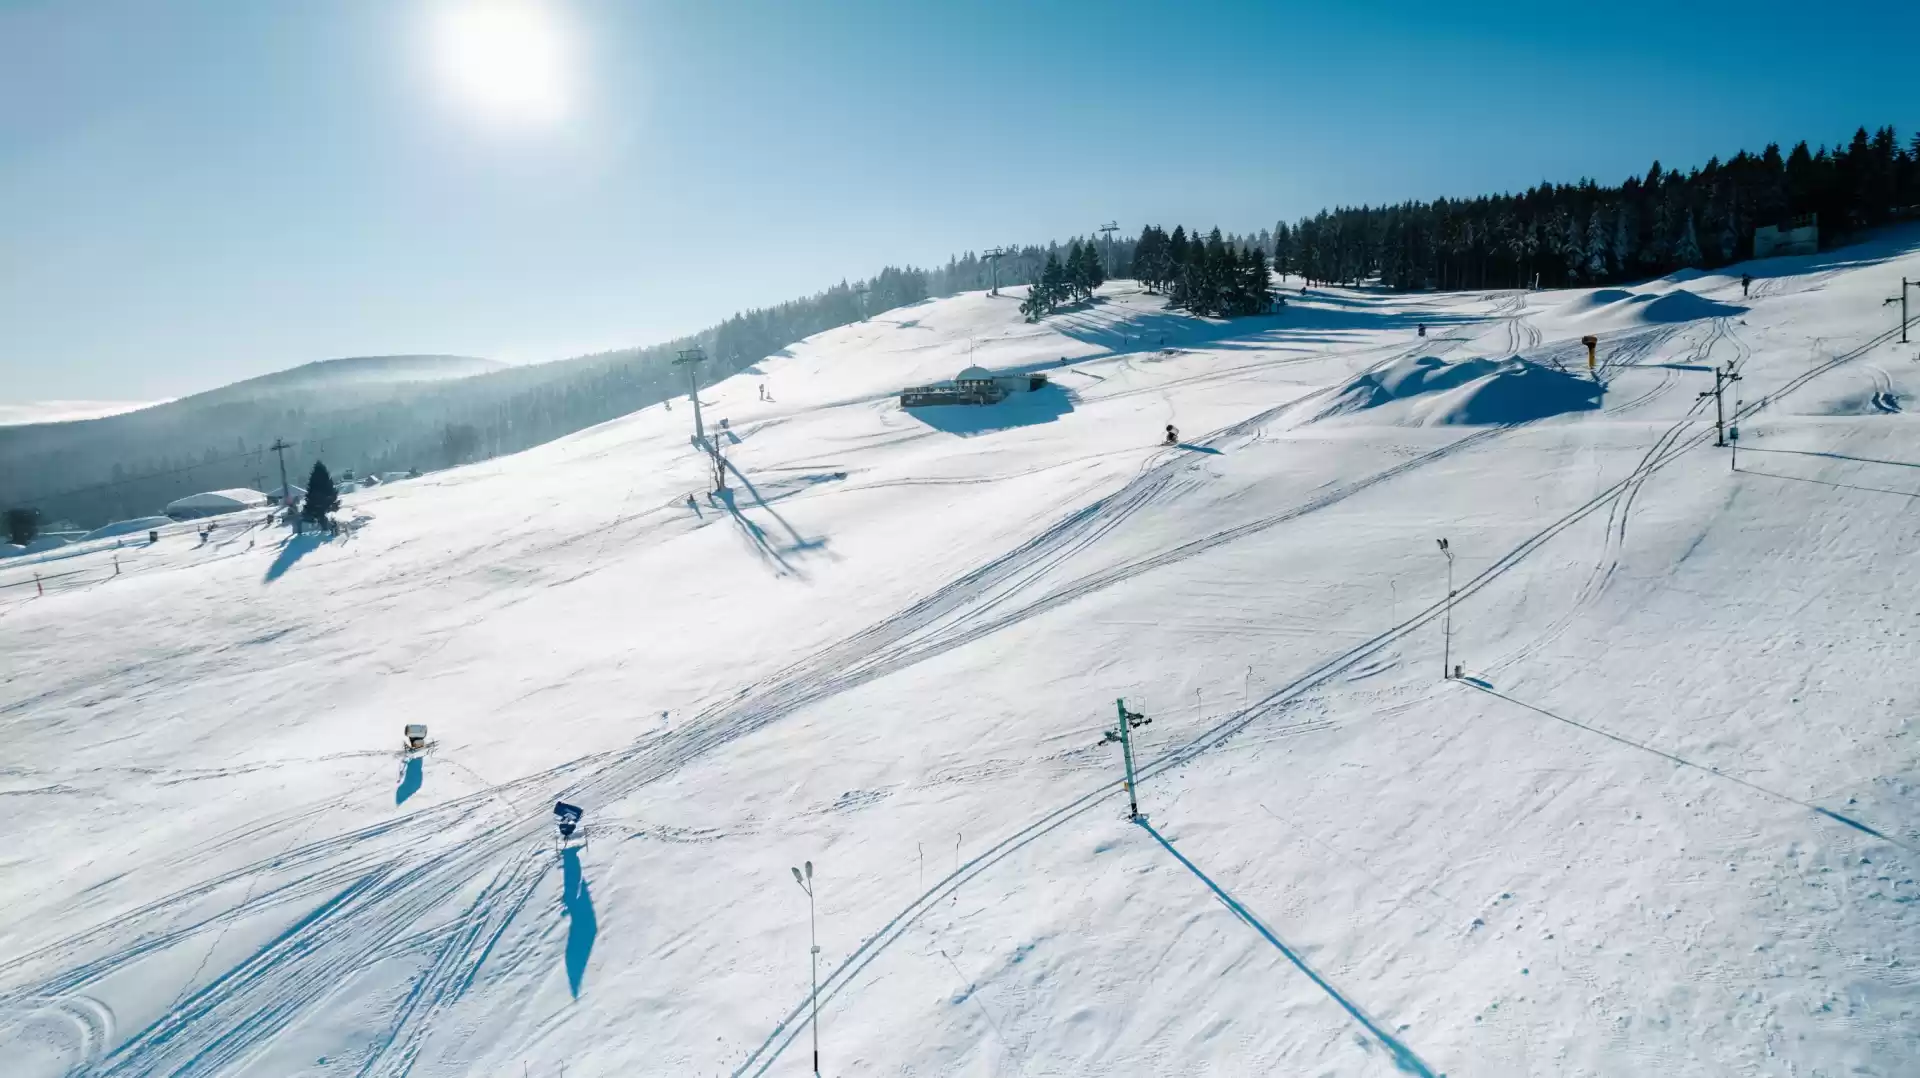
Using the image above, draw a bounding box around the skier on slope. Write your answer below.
[1741,273,1752,298]
[1164,424,1179,446]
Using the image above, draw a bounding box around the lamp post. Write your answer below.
[790,861,821,1077]
[1436,538,1454,679]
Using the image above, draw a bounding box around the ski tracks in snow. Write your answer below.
[737,311,1917,1076]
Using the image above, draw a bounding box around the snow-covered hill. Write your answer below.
[0,401,169,427]
[3,232,1918,1077]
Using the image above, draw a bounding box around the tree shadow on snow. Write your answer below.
[905,383,1075,437]
[562,846,597,998]
[1138,819,1437,1077]
[263,531,326,583]
[395,757,422,805]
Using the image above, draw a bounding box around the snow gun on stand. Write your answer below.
[554,802,586,850]
[401,724,431,758]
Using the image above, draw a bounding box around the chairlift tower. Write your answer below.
[1096,221,1119,276]
[674,347,727,493]
[983,247,1008,296]
[269,438,294,523]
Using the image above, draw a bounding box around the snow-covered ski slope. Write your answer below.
[4,231,1919,1077]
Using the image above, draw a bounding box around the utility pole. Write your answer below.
[983,247,1007,296]
[674,347,726,493]
[1101,698,1152,820]
[269,439,293,522]
[1699,362,1742,447]
[1436,538,1454,679]
[789,861,821,1078]
[1886,277,1918,344]
[1096,221,1119,276]
[1730,399,1743,471]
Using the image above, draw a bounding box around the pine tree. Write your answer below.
[1041,252,1066,306]
[1018,276,1047,321]
[1237,246,1275,315]
[1613,200,1637,269]
[4,507,39,546]
[302,461,341,528]
[1585,207,1610,280]
[1674,210,1703,267]
[1084,239,1106,295]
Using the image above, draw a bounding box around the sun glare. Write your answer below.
[429,0,575,128]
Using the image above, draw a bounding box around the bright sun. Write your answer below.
[428,0,575,128]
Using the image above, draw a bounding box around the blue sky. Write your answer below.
[2,0,1913,402]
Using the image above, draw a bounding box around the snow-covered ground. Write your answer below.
[3,232,1919,1077]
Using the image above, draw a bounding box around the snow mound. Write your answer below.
[1636,288,1744,322]
[1558,288,1638,314]
[1318,354,1600,426]
[81,516,173,542]
[1560,286,1745,325]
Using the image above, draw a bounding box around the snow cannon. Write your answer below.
[554,802,586,848]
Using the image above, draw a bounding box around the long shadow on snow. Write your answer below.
[1138,819,1437,1077]
[263,532,326,583]
[562,847,596,998]
[395,758,423,805]
[716,458,830,577]
[717,490,801,577]
[1732,465,1920,500]
[1459,681,1906,848]
[905,382,1074,437]
[1737,446,1920,471]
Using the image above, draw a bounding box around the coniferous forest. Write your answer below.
[6,125,1917,529]
[1271,126,1919,289]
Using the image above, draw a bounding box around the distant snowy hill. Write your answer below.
[0,400,167,426]
[183,354,504,404]
[2,230,1918,1077]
